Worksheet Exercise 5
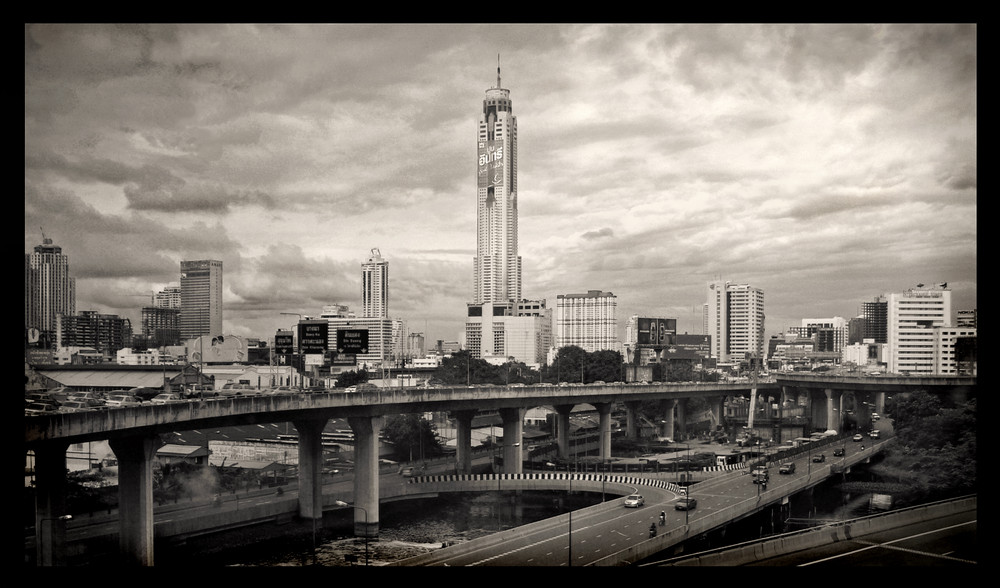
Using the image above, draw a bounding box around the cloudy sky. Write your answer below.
[25,23,977,345]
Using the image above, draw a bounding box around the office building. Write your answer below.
[473,61,521,305]
[859,295,888,344]
[56,310,132,358]
[180,260,223,341]
[25,236,76,345]
[704,280,765,364]
[361,248,389,319]
[140,306,181,348]
[553,290,619,353]
[155,285,182,309]
[797,317,849,354]
[466,299,550,367]
[886,284,951,375]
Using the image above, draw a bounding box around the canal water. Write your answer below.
[158,463,887,567]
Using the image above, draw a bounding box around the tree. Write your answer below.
[382,414,443,462]
[335,368,370,388]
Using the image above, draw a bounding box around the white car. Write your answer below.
[623,494,644,508]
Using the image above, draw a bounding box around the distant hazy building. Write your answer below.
[704,280,765,364]
[553,290,619,353]
[797,317,849,354]
[154,285,182,309]
[140,306,181,347]
[361,248,389,319]
[886,284,951,375]
[57,310,133,359]
[25,236,76,345]
[180,260,223,340]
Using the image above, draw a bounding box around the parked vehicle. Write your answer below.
[58,400,95,413]
[623,494,645,508]
[25,402,60,416]
[150,393,185,404]
[779,462,795,474]
[105,394,142,407]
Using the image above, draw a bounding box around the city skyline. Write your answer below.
[25,24,977,345]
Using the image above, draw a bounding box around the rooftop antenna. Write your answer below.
[497,53,501,88]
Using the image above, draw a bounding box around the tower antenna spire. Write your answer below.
[497,53,501,88]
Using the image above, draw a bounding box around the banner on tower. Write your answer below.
[477,140,505,188]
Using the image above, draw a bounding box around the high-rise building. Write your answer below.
[860,295,888,344]
[704,280,765,364]
[56,310,132,358]
[141,306,181,347]
[25,236,76,344]
[886,284,951,375]
[554,290,619,353]
[361,248,389,318]
[465,300,550,367]
[154,285,182,309]
[180,260,223,341]
[473,60,520,305]
[798,317,849,353]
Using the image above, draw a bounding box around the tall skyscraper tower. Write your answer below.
[180,260,223,341]
[554,290,619,352]
[473,58,521,304]
[25,235,76,344]
[887,284,951,374]
[361,248,389,318]
[705,280,765,364]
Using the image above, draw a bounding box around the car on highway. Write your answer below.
[674,497,697,511]
[779,462,796,474]
[872,412,880,421]
[623,494,644,508]
[751,465,769,483]
[833,447,845,457]
[852,433,864,442]
[869,429,880,439]
[812,453,826,463]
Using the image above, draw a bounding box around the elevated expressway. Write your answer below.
[24,375,972,565]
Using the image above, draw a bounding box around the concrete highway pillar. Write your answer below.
[595,403,612,461]
[554,405,574,459]
[499,407,525,474]
[874,391,886,415]
[32,441,70,566]
[661,399,677,440]
[677,399,687,439]
[710,396,724,431]
[624,401,642,440]
[348,415,383,537]
[292,418,327,521]
[825,389,836,432]
[109,434,162,566]
[452,410,476,475]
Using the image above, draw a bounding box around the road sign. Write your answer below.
[298,321,328,354]
[337,329,369,354]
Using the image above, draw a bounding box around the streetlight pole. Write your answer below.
[334,501,369,566]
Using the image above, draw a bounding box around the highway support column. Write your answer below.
[660,399,677,440]
[554,404,573,461]
[624,400,642,440]
[452,410,476,475]
[293,418,327,522]
[32,441,70,566]
[348,416,383,538]
[109,434,162,566]
[499,407,525,474]
[595,403,612,461]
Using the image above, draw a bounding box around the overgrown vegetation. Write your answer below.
[869,390,976,506]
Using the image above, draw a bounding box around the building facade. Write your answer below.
[361,248,389,319]
[886,284,951,375]
[705,280,765,364]
[56,310,133,358]
[859,295,888,344]
[465,300,550,367]
[553,290,619,353]
[25,237,76,345]
[155,285,182,309]
[140,306,181,348]
[180,260,223,341]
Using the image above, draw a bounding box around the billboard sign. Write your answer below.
[274,331,294,355]
[477,140,505,188]
[636,317,677,346]
[298,321,329,354]
[337,329,369,354]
